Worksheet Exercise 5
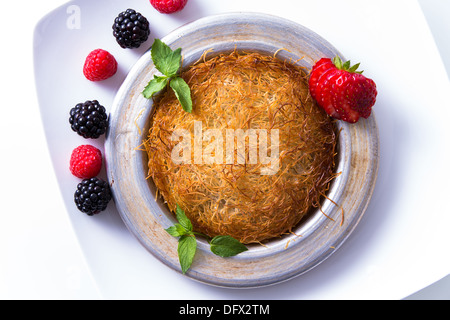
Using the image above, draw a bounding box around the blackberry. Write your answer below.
[74,178,112,216]
[113,9,150,49]
[69,100,108,139]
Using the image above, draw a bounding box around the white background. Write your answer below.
[1,0,449,299]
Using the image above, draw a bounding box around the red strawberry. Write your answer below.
[83,49,117,82]
[150,0,188,14]
[309,58,334,100]
[70,145,103,179]
[309,56,377,123]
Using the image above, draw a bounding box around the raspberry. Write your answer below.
[150,0,188,14]
[70,145,103,179]
[113,9,150,49]
[83,49,117,81]
[74,178,112,216]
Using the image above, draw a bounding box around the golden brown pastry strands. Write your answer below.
[144,50,338,244]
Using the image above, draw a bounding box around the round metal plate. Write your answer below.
[105,12,379,288]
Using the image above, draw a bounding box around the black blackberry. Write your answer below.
[69,100,108,139]
[74,178,112,216]
[113,9,150,49]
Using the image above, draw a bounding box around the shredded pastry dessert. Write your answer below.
[144,50,338,244]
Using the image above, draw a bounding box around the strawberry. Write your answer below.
[309,56,377,123]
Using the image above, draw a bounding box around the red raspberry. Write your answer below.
[150,0,188,14]
[83,49,118,81]
[70,145,103,179]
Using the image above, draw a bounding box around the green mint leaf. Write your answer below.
[170,76,193,113]
[168,48,182,76]
[142,75,169,99]
[165,224,189,237]
[178,235,197,274]
[176,204,193,232]
[151,39,182,77]
[210,235,248,258]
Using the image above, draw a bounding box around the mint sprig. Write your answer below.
[165,205,248,274]
[142,39,192,113]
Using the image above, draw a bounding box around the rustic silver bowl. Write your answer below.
[105,12,379,288]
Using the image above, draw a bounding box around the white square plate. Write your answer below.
[34,0,450,299]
